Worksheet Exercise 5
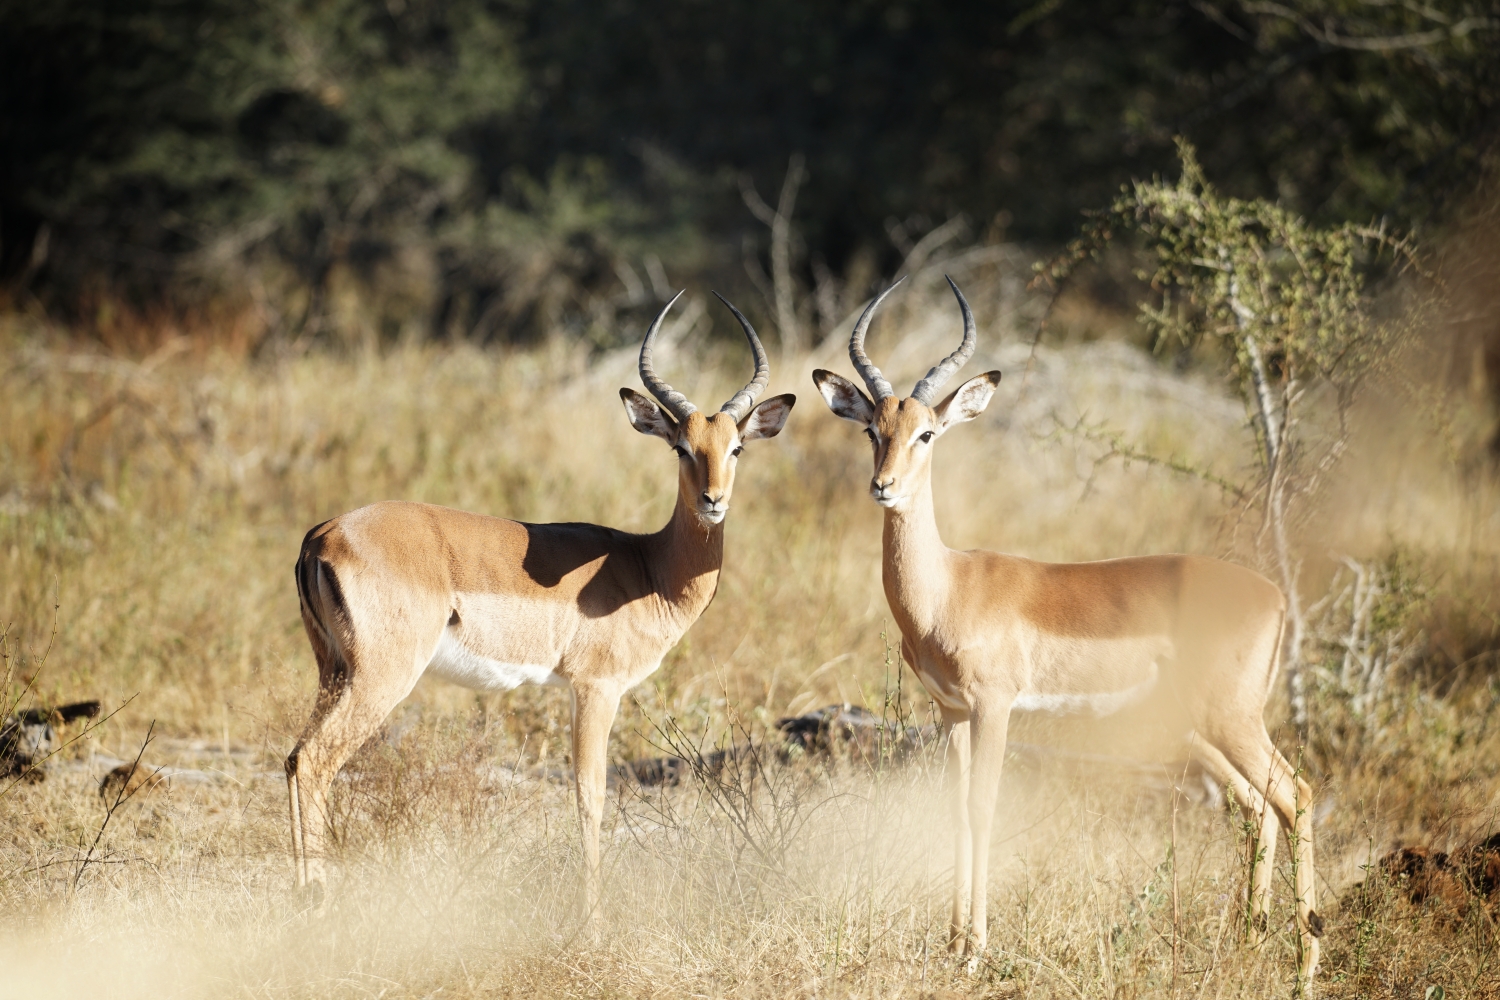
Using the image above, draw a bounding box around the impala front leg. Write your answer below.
[941,708,973,952]
[965,694,1012,962]
[570,678,623,925]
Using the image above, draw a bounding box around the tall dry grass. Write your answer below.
[2,267,1499,998]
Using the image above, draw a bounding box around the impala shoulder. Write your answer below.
[958,548,1038,583]
[953,546,1024,569]
[946,548,1033,603]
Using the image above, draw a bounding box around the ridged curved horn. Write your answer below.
[711,293,771,422]
[910,276,977,405]
[639,290,697,421]
[848,278,904,401]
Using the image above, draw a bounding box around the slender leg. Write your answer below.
[1251,791,1280,942]
[571,679,623,924]
[941,708,973,952]
[1217,732,1320,980]
[964,695,1011,960]
[1272,746,1320,983]
[287,664,418,893]
[1191,735,1278,943]
[287,767,306,887]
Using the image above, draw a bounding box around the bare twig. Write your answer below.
[1241,0,1497,51]
[1051,415,1250,501]
[73,720,158,891]
[741,154,807,357]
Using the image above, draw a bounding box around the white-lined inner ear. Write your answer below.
[621,388,679,442]
[740,393,794,440]
[814,372,874,424]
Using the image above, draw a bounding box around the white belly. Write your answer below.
[425,630,566,691]
[1012,662,1159,716]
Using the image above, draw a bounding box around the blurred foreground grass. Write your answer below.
[3,275,1500,997]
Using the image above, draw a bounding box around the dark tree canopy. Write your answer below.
[1,0,1495,341]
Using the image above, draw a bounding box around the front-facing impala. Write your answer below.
[287,293,794,915]
[813,278,1321,981]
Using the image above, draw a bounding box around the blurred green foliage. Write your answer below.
[0,0,1495,343]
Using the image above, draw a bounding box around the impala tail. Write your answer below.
[293,526,354,701]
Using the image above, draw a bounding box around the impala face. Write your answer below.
[619,393,794,524]
[811,371,1001,511]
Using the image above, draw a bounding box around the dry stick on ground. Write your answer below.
[73,720,157,891]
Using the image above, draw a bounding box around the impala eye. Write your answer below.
[919,431,934,444]
[731,446,743,458]
[674,445,690,459]
[864,427,877,442]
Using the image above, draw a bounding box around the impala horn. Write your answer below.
[712,292,770,422]
[638,290,697,421]
[848,278,905,401]
[909,277,977,405]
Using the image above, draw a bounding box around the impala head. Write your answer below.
[813,277,1001,510]
[621,292,795,526]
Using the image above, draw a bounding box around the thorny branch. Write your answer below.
[1049,416,1250,503]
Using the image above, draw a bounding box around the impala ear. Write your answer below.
[620,388,678,442]
[739,393,795,441]
[812,370,875,425]
[934,371,1001,431]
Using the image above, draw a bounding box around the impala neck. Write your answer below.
[882,474,949,633]
[650,489,726,619]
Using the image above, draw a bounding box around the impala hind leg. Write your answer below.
[940,709,973,953]
[287,664,418,894]
[1191,735,1279,943]
[1212,731,1320,980]
[570,678,623,925]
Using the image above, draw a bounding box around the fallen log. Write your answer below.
[0,701,101,781]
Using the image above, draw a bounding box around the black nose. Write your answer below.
[872,478,894,492]
[702,492,721,505]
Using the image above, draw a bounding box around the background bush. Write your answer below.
[3,0,1497,344]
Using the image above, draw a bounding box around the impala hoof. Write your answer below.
[1307,909,1325,937]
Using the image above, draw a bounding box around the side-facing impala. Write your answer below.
[287,293,794,914]
[813,278,1321,981]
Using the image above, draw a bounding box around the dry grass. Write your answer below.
[3,268,1500,998]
